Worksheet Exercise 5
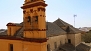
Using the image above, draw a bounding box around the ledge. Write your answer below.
[24,29,46,31]
[0,35,48,43]
[21,2,47,9]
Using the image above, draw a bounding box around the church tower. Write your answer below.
[21,0,47,51]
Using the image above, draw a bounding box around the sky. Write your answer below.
[0,0,91,29]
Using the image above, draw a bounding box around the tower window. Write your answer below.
[35,16,38,23]
[27,16,31,25]
[10,44,13,51]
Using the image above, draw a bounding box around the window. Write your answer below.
[10,28,11,36]
[47,44,50,51]
[26,16,31,25]
[35,16,38,24]
[10,44,13,51]
[54,42,57,49]
[32,16,38,29]
[27,16,31,22]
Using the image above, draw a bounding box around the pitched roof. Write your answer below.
[0,29,6,33]
[46,22,66,37]
[53,18,72,27]
[59,43,75,51]
[76,43,90,51]
[58,43,90,51]
[0,30,7,36]
[14,27,23,38]
[54,18,81,34]
[14,23,23,26]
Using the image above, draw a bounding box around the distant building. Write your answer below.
[0,0,90,51]
[79,27,91,32]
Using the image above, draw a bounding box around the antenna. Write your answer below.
[73,15,77,51]
[74,15,77,27]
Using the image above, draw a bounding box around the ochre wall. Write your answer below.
[23,5,46,29]
[7,26,21,36]
[0,39,23,51]
[0,34,67,51]
[24,31,46,38]
[23,5,46,38]
[0,39,47,51]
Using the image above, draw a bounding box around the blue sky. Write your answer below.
[0,0,91,29]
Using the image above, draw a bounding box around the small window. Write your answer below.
[47,44,50,51]
[10,28,11,36]
[27,16,31,25]
[35,16,38,23]
[54,42,57,49]
[10,44,13,51]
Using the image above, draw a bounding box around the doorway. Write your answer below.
[68,39,71,43]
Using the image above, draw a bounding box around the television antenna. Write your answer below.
[73,15,77,27]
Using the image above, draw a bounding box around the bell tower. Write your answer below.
[21,0,47,38]
[21,0,47,51]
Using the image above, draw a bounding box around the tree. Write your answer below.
[82,30,91,43]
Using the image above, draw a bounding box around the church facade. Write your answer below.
[0,0,90,51]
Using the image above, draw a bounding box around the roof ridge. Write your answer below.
[58,18,67,25]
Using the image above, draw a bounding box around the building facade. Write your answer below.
[0,0,90,51]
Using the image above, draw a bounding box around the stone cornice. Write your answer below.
[0,35,48,43]
[21,2,47,9]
